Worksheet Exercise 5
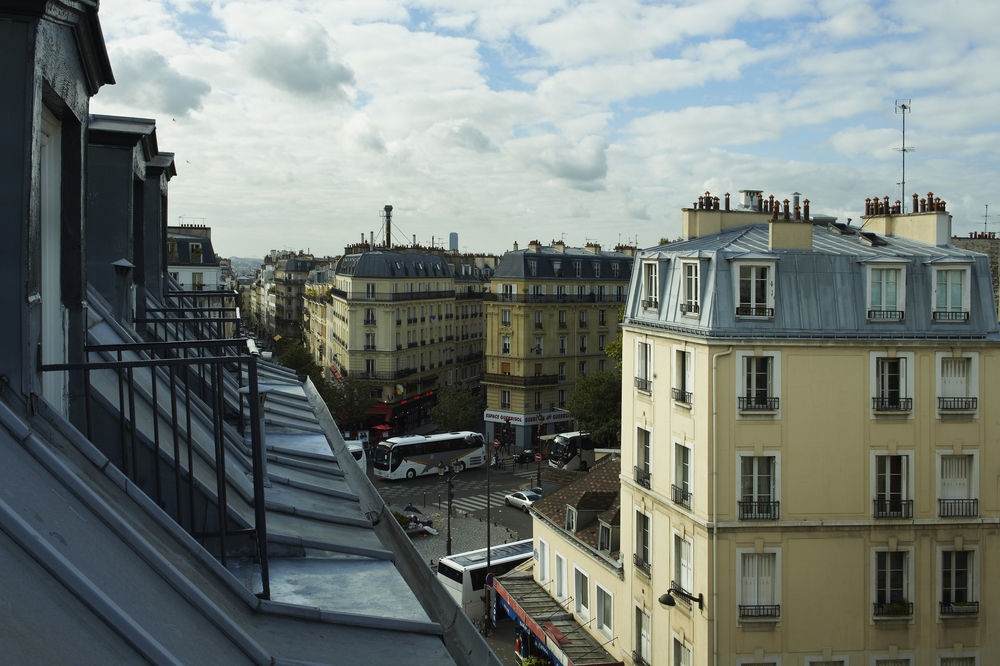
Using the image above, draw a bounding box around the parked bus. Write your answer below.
[436,539,533,619]
[373,431,486,480]
[548,431,594,471]
[344,439,367,471]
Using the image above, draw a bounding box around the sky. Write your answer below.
[91,0,1000,258]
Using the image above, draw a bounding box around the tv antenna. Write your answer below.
[895,100,914,205]
[984,204,992,234]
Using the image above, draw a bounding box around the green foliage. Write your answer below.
[431,386,485,433]
[566,369,622,448]
[602,305,625,369]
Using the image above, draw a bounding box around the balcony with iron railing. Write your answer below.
[634,466,651,489]
[634,376,652,393]
[363,318,376,326]
[867,309,904,321]
[482,373,559,387]
[641,297,658,310]
[486,293,626,304]
[631,651,651,666]
[939,600,979,616]
[672,387,691,403]
[738,499,780,520]
[873,601,913,617]
[736,304,774,317]
[938,396,977,411]
[873,498,913,519]
[680,302,699,315]
[938,498,978,518]
[933,310,970,321]
[739,604,780,619]
[633,553,651,577]
[872,396,912,412]
[739,395,779,411]
[671,484,691,509]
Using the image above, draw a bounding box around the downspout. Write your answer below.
[711,346,732,666]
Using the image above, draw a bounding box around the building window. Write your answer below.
[739,455,779,520]
[673,443,691,509]
[191,272,204,290]
[558,389,565,406]
[574,567,590,619]
[938,354,977,411]
[874,550,912,616]
[941,550,976,615]
[364,332,376,350]
[634,511,650,576]
[875,660,912,666]
[365,282,376,299]
[939,658,975,666]
[558,310,567,327]
[559,336,567,354]
[578,361,586,376]
[599,309,607,325]
[739,355,776,411]
[555,553,567,601]
[534,310,543,328]
[595,584,613,637]
[682,262,700,314]
[874,355,912,411]
[565,506,577,531]
[634,607,651,666]
[642,262,658,309]
[598,524,611,551]
[500,283,514,300]
[673,348,691,403]
[501,335,511,355]
[635,341,652,393]
[938,453,977,517]
[739,551,779,619]
[364,358,376,377]
[673,638,691,666]
[528,260,537,277]
[500,390,511,409]
[736,263,774,317]
[611,262,621,277]
[579,310,586,327]
[537,538,549,583]
[868,265,904,320]
[599,359,606,371]
[592,261,601,278]
[874,453,912,518]
[933,266,970,321]
[673,534,693,597]
[501,309,511,327]
[635,428,651,488]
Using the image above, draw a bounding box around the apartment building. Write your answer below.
[167,224,224,292]
[615,190,998,665]
[483,241,633,448]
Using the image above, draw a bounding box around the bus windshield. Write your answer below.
[373,444,392,470]
[549,437,575,463]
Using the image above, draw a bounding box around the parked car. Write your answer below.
[504,491,541,512]
[515,449,543,464]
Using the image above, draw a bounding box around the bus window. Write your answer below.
[438,561,463,585]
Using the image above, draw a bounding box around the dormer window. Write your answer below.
[528,260,537,277]
[735,262,774,318]
[642,262,658,309]
[565,506,577,531]
[681,262,700,315]
[867,265,905,321]
[574,260,582,277]
[598,523,611,551]
[933,266,971,321]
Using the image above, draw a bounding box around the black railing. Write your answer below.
[482,373,559,387]
[873,601,913,617]
[736,305,774,317]
[634,377,652,392]
[938,396,977,410]
[872,396,912,411]
[680,302,699,314]
[868,309,904,321]
[633,553,651,577]
[933,310,970,321]
[672,387,692,403]
[43,339,270,600]
[363,318,376,326]
[738,500,780,520]
[632,651,651,666]
[739,395,779,411]
[671,484,691,509]
[329,287,454,302]
[938,498,978,518]
[873,498,913,519]
[641,297,659,310]
[363,344,376,351]
[739,604,780,618]
[634,466,651,489]
[940,600,979,615]
[486,293,626,304]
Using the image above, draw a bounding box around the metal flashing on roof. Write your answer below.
[924,256,975,265]
[726,252,779,261]
[857,256,912,264]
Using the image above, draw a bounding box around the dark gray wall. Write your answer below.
[86,143,134,305]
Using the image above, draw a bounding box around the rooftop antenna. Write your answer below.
[895,99,914,205]
[985,204,991,234]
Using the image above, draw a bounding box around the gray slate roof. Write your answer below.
[495,246,633,280]
[627,222,1000,340]
[337,250,456,279]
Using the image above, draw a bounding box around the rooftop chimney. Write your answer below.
[384,205,393,248]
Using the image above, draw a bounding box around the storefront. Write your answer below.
[483,409,576,451]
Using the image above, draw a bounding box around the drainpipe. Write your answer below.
[711,346,732,666]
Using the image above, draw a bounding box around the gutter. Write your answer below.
[711,346,732,666]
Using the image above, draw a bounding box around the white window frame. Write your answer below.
[931,263,972,319]
[635,339,653,394]
[937,545,979,614]
[594,582,613,638]
[736,548,781,620]
[804,657,848,666]
[673,634,692,666]
[864,261,907,320]
[735,350,781,418]
[681,261,700,315]
[536,537,549,584]
[871,450,915,517]
[870,546,914,615]
[672,345,693,405]
[733,260,776,318]
[501,309,511,327]
[674,440,692,507]
[936,653,979,666]
[573,566,590,620]
[936,450,979,508]
[673,531,693,596]
[565,506,577,532]
[935,351,979,415]
[642,261,659,309]
[635,426,652,485]
[736,657,781,666]
[634,604,651,665]
[634,508,651,569]
[736,451,781,518]
[554,552,567,602]
[869,351,915,417]
[500,390,511,409]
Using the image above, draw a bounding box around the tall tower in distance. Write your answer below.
[449,232,458,252]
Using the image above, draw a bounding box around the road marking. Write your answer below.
[449,492,516,513]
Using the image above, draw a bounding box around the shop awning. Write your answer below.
[492,571,622,666]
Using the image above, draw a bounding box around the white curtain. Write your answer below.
[941,455,971,499]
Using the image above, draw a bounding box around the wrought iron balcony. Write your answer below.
[940,600,979,616]
[938,498,978,518]
[933,310,970,321]
[363,344,376,351]
[631,651,651,666]
[873,498,913,519]
[671,484,691,509]
[738,395,779,411]
[938,396,978,410]
[641,297,659,310]
[672,387,692,403]
[872,396,912,411]
[482,373,559,387]
[634,376,652,392]
[867,309,904,321]
[738,500,780,520]
[680,302,700,314]
[736,305,774,317]
[633,466,651,489]
[633,553,651,577]
[739,604,780,619]
[873,601,913,617]
[363,318,376,326]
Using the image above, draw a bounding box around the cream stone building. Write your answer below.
[611,190,998,666]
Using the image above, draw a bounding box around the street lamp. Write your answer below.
[659,586,704,611]
[437,462,457,555]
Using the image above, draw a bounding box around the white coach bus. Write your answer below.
[372,431,486,480]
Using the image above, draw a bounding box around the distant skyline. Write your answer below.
[92,0,1000,257]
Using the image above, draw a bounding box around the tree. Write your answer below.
[431,386,485,433]
[326,376,378,432]
[566,369,622,448]
[603,305,625,369]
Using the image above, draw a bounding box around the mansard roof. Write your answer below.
[336,250,456,280]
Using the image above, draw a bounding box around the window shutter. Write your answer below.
[758,553,775,604]
[941,358,969,397]
[941,455,971,499]
[741,553,758,605]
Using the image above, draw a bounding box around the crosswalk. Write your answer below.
[449,491,517,515]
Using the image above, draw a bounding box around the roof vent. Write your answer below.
[859,231,887,247]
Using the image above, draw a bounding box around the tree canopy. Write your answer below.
[566,369,622,448]
[431,386,485,433]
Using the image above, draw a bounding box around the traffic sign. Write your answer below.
[535,453,542,462]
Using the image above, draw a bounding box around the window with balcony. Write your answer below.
[874,549,912,617]
[558,336,567,355]
[673,534,693,600]
[579,310,587,327]
[595,584,613,637]
[673,348,691,403]
[500,390,511,409]
[364,308,376,325]
[635,428,651,488]
[635,341,652,393]
[937,354,978,411]
[500,283,514,301]
[739,551,780,619]
[365,282,376,299]
[868,265,905,320]
[501,309,511,327]
[501,335,511,355]
[874,453,912,518]
[574,567,590,619]
[364,358,376,377]
[939,658,975,666]
[938,453,978,517]
[933,266,971,321]
[364,332,376,351]
[673,443,691,509]
[633,607,651,666]
[875,660,912,666]
[740,355,778,411]
[598,334,606,351]
[739,454,779,520]
[642,261,658,309]
[579,335,588,353]
[873,355,912,412]
[940,549,977,616]
[634,511,651,576]
[534,310,543,329]
[682,262,700,314]
[736,263,774,317]
[673,637,691,666]
[558,310,567,327]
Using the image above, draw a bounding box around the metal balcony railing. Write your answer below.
[873,498,913,519]
[486,293,626,304]
[873,601,913,617]
[933,310,970,321]
[938,396,977,410]
[940,600,979,616]
[634,466,651,489]
[641,297,659,310]
[672,387,692,403]
[739,395,779,411]
[634,377,652,392]
[739,604,780,618]
[872,396,912,411]
[736,305,774,317]
[633,553,651,577]
[632,651,651,666]
[867,309,904,321]
[363,318,376,326]
[738,500,780,520]
[680,302,699,314]
[938,498,978,518]
[671,484,691,509]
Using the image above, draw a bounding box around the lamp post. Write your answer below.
[659,586,704,611]
[437,463,457,555]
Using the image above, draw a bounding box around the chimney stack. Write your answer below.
[384,204,393,247]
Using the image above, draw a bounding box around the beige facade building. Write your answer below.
[483,241,634,448]
[609,190,999,666]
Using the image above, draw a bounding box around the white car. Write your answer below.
[504,491,541,512]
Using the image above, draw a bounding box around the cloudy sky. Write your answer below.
[92,0,1000,258]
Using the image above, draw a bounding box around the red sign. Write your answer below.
[535,453,542,462]
[493,439,500,448]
